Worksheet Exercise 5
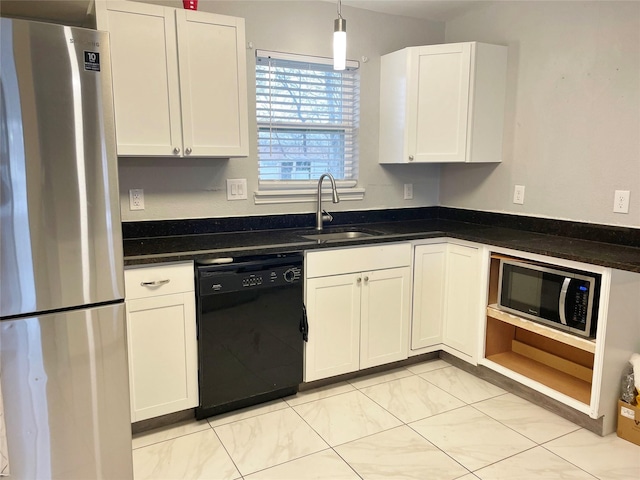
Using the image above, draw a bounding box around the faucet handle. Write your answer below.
[321,210,333,223]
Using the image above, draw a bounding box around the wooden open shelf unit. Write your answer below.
[487,306,596,354]
[484,254,596,405]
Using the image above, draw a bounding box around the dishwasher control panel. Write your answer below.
[241,265,301,288]
[198,262,302,295]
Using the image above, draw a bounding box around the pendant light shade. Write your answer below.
[333,1,346,70]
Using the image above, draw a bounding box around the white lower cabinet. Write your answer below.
[304,244,412,382]
[124,262,198,422]
[411,243,447,349]
[441,243,482,358]
[412,242,483,362]
[304,273,361,380]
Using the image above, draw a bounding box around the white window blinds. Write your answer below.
[255,50,360,185]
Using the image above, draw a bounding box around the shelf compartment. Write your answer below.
[487,305,596,354]
[511,340,593,383]
[486,350,592,405]
[485,313,594,405]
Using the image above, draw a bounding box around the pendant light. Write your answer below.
[333,0,346,70]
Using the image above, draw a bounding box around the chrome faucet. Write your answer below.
[316,173,340,230]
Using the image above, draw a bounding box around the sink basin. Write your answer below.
[299,227,384,242]
[301,231,374,241]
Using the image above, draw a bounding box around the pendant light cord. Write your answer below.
[337,0,342,19]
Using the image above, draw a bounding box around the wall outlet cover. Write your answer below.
[129,189,144,210]
[613,190,630,214]
[404,183,414,200]
[513,185,525,205]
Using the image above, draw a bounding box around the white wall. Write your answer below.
[441,1,640,228]
[118,0,444,221]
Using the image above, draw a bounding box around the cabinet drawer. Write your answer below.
[306,243,411,278]
[125,262,194,299]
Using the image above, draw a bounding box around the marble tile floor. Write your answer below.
[132,359,640,480]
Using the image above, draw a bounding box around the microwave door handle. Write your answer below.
[559,277,571,325]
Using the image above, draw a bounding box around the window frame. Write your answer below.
[254,49,363,204]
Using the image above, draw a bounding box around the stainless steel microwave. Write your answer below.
[498,260,600,338]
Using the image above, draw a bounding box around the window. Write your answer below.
[255,50,360,195]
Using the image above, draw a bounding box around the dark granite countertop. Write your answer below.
[123,213,640,273]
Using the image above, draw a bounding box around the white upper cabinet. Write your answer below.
[96,1,248,157]
[379,42,507,164]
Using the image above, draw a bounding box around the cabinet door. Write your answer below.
[304,274,361,382]
[407,43,471,163]
[97,1,182,156]
[360,267,411,369]
[176,9,249,157]
[442,244,481,358]
[126,292,198,421]
[412,244,447,349]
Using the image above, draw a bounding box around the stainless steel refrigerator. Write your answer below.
[0,17,133,479]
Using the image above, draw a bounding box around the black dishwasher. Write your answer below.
[195,253,306,419]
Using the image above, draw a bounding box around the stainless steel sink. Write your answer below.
[301,231,374,241]
[299,227,384,242]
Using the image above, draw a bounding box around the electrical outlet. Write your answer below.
[129,189,144,210]
[513,185,525,205]
[404,183,413,200]
[613,190,630,214]
[227,179,248,200]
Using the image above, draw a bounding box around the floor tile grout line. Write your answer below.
[427,401,541,473]
[416,368,507,405]
[467,443,540,475]
[210,427,244,479]
[537,442,601,480]
[355,385,411,425]
[468,399,583,445]
[284,382,357,407]
[329,446,365,480]
[236,446,337,479]
[404,410,474,476]
[347,368,414,391]
[467,402,546,445]
[131,425,214,451]
[290,388,408,450]
[205,400,290,429]
[234,404,369,478]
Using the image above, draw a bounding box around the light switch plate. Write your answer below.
[227,179,248,200]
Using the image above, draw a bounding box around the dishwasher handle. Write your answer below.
[300,304,309,342]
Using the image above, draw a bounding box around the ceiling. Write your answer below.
[0,0,491,26]
[339,1,491,22]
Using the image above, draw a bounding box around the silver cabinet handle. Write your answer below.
[185,147,192,155]
[140,279,171,287]
[408,155,414,161]
[173,147,180,155]
[364,276,369,282]
[356,277,362,284]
